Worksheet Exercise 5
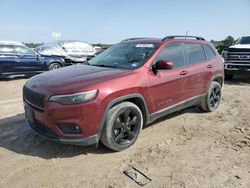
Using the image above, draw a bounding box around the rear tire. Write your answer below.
[48,63,61,70]
[200,81,221,112]
[101,102,143,151]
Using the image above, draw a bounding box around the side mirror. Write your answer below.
[155,60,173,70]
[36,52,41,60]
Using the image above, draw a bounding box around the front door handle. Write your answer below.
[207,64,213,68]
[180,71,188,75]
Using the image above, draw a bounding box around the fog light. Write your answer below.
[57,123,82,134]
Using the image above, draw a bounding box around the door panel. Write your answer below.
[0,54,19,73]
[184,43,210,98]
[17,54,42,72]
[184,63,206,98]
[148,69,188,113]
[14,46,42,72]
[147,42,188,113]
[0,45,19,73]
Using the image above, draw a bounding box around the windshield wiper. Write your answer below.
[91,64,118,68]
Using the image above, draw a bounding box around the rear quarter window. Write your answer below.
[185,43,206,64]
[203,44,216,60]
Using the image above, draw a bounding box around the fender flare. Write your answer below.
[97,93,149,139]
[208,73,224,89]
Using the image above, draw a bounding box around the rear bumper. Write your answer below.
[28,120,98,146]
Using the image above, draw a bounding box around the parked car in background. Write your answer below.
[0,41,65,78]
[35,40,96,65]
[222,36,250,80]
[23,35,224,151]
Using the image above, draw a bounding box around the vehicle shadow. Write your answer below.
[0,114,112,159]
[0,106,206,159]
[224,74,250,85]
[143,106,202,129]
[0,74,35,81]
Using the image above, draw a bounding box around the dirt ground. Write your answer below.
[0,76,249,188]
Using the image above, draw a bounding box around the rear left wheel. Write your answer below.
[101,102,143,151]
[200,81,221,112]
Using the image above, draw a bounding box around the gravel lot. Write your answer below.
[0,76,249,188]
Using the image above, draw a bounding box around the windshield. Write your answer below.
[88,43,159,69]
[236,36,250,45]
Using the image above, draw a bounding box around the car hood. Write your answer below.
[230,44,250,49]
[25,64,132,95]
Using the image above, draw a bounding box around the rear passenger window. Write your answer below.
[203,44,216,60]
[0,45,15,54]
[155,43,185,68]
[185,43,206,64]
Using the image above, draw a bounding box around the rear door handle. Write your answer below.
[180,71,188,75]
[207,64,213,68]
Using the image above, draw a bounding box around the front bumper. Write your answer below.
[224,62,250,70]
[224,62,250,73]
[28,120,98,146]
[23,99,102,146]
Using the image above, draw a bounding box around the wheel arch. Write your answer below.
[210,73,224,88]
[48,61,64,66]
[97,93,149,139]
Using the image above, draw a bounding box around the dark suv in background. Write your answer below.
[0,41,65,78]
[23,35,224,151]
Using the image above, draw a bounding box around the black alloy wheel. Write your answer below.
[101,102,143,151]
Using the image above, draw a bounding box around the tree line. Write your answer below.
[210,36,236,54]
[23,35,237,54]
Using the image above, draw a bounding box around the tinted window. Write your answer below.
[15,46,36,55]
[155,43,185,68]
[0,45,15,54]
[236,36,250,45]
[203,44,216,60]
[185,43,206,64]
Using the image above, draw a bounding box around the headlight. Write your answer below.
[49,89,98,104]
[221,50,228,59]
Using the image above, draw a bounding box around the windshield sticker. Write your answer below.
[135,44,155,48]
[131,63,139,67]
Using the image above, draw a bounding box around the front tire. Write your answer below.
[48,63,61,70]
[101,102,143,151]
[200,81,221,112]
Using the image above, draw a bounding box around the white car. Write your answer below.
[35,40,96,65]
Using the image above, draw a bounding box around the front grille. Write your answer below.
[23,86,46,110]
[225,52,250,63]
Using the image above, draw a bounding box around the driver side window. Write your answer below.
[15,46,36,55]
[154,43,186,68]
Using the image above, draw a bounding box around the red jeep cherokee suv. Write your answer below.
[23,35,224,151]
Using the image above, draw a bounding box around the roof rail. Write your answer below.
[120,38,151,43]
[162,35,205,41]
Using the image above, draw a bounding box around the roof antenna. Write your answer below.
[185,30,188,39]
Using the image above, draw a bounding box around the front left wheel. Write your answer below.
[101,102,143,151]
[48,63,61,70]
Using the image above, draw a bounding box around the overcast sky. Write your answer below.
[0,0,249,44]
